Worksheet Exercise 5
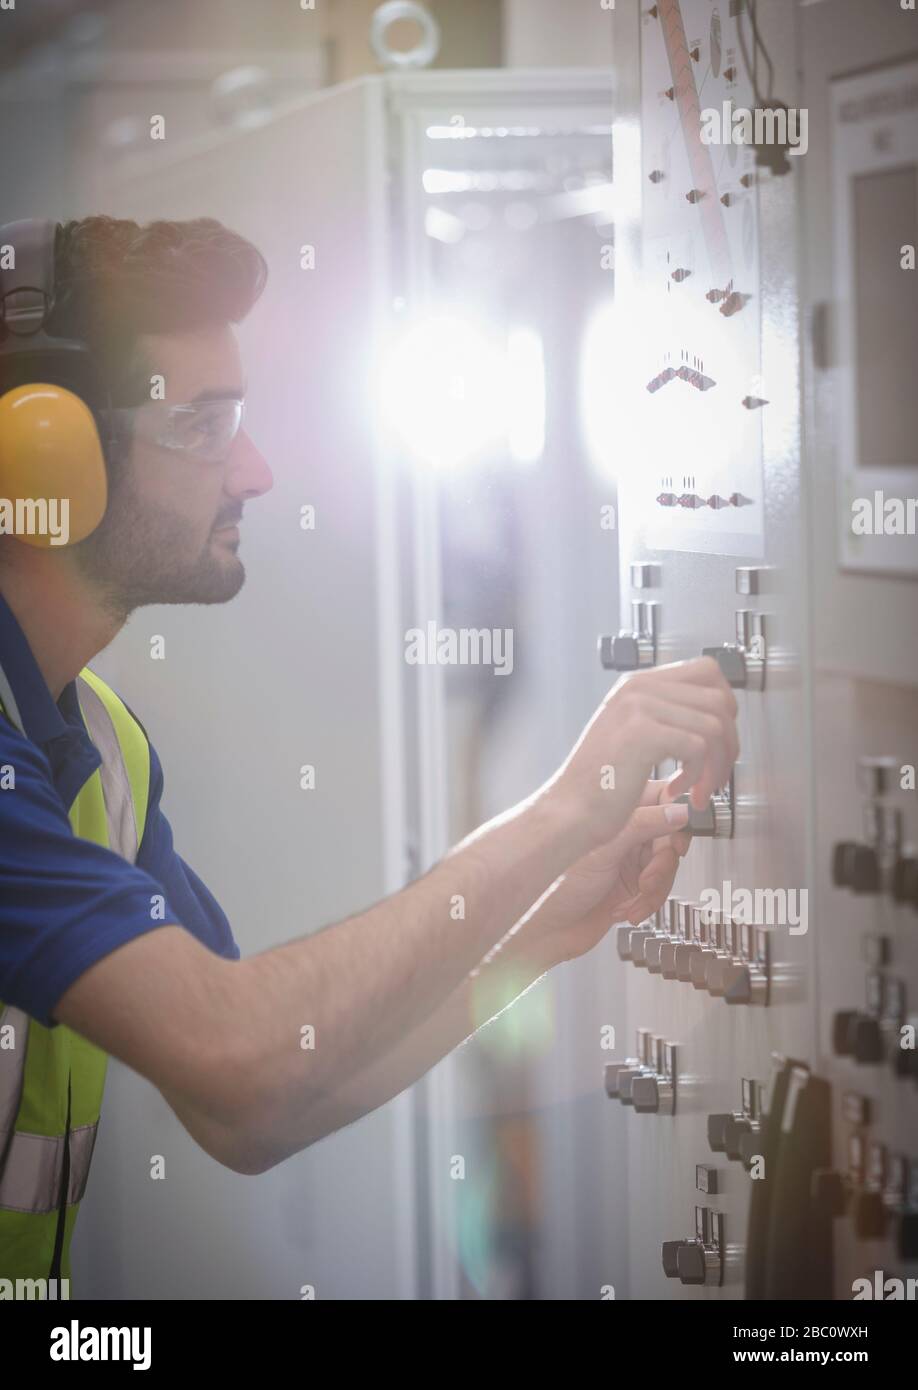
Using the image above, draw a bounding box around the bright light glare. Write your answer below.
[381,317,545,470]
[507,328,544,464]
[381,317,504,469]
[580,298,620,480]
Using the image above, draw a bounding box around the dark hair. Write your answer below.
[46,215,268,407]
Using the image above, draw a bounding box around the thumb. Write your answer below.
[619,800,690,851]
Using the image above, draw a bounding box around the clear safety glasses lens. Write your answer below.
[103,399,245,461]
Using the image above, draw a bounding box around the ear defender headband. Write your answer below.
[0,218,109,548]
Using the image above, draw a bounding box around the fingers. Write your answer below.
[638,778,670,807]
[625,844,681,922]
[637,844,679,898]
[617,800,690,853]
[636,654,738,707]
[635,712,725,808]
[647,684,739,781]
[620,660,739,804]
[623,683,739,807]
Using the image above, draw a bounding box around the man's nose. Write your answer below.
[226,427,274,500]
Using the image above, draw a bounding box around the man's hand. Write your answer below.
[541,656,739,854]
[516,779,692,966]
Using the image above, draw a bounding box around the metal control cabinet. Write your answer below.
[608,0,918,1300]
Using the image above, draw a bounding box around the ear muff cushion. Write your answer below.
[0,383,107,547]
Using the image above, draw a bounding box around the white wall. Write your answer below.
[503,0,614,68]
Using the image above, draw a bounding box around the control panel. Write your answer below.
[606,0,918,1302]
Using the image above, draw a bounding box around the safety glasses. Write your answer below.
[100,397,245,462]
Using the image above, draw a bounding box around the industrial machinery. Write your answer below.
[602,0,918,1300]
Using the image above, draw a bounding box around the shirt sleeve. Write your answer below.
[135,740,240,966]
[0,720,237,1030]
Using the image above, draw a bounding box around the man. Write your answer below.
[0,215,738,1282]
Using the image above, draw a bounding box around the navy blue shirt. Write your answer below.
[0,590,239,1028]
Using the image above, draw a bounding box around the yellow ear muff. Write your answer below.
[0,382,107,548]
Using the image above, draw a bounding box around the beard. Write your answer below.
[70,469,246,621]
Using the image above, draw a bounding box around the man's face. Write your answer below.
[70,324,273,616]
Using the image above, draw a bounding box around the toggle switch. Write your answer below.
[892,1015,918,1082]
[659,939,679,979]
[703,611,765,690]
[833,1010,885,1064]
[628,924,658,968]
[656,900,684,979]
[616,1067,645,1105]
[631,1039,677,1114]
[604,1058,641,1099]
[704,916,740,997]
[670,789,734,839]
[677,1241,721,1286]
[709,1110,754,1162]
[673,941,698,982]
[661,1240,690,1279]
[631,1072,675,1114]
[599,600,660,672]
[663,1210,725,1287]
[616,924,636,961]
[707,1112,731,1154]
[674,904,708,981]
[832,841,880,893]
[723,959,769,1006]
[709,1080,764,1163]
[892,855,918,909]
[692,910,724,990]
[629,562,660,589]
[852,1016,886,1065]
[673,788,734,838]
[849,844,880,893]
[644,934,667,975]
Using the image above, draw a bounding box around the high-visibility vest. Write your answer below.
[0,665,150,1284]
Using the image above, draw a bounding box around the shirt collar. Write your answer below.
[0,586,87,746]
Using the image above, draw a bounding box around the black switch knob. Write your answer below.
[811,1168,848,1219]
[677,1242,708,1285]
[631,1074,660,1113]
[707,1113,731,1153]
[702,644,748,688]
[853,1189,886,1240]
[892,856,918,908]
[662,1240,687,1278]
[723,1115,753,1161]
[891,1041,918,1081]
[618,1068,643,1105]
[851,1016,885,1064]
[832,1010,859,1057]
[599,632,654,672]
[604,1062,631,1099]
[724,961,768,1006]
[628,928,655,966]
[832,841,858,888]
[849,845,880,894]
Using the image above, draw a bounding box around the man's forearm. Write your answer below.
[223,787,589,1165]
[264,918,562,1158]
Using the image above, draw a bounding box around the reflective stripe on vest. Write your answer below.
[0,663,150,1278]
